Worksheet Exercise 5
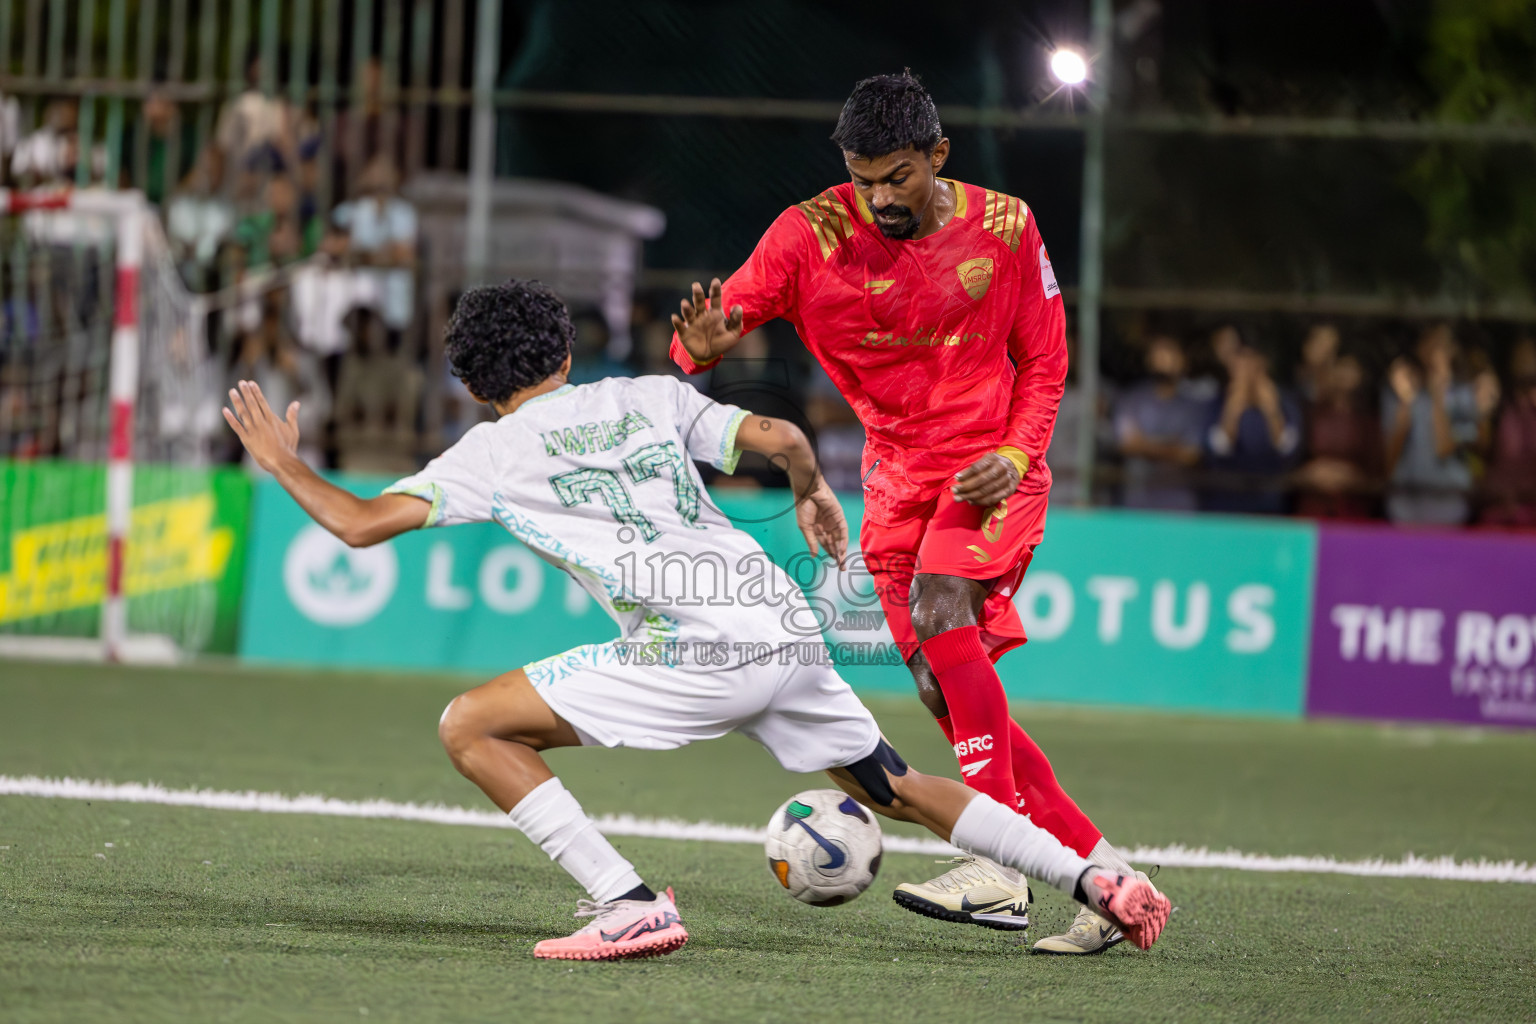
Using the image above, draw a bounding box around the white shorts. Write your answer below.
[524,641,881,774]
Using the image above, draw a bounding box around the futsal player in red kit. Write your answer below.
[671,73,1154,953]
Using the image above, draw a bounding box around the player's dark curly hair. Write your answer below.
[830,71,943,159]
[444,279,574,404]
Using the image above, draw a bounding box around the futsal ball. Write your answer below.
[764,789,883,906]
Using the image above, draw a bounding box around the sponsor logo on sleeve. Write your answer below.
[1039,244,1060,299]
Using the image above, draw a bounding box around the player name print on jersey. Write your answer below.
[858,328,986,348]
[540,409,655,457]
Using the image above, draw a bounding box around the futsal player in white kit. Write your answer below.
[222,279,1170,961]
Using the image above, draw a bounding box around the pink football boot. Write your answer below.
[1091,872,1171,951]
[533,887,688,961]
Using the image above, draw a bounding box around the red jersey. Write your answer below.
[670,179,1067,526]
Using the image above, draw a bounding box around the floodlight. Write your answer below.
[1050,49,1088,86]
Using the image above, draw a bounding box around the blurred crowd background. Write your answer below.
[1,0,1534,529]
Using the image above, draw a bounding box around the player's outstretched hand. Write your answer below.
[223,379,301,474]
[952,452,1020,507]
[797,478,848,570]
[671,278,744,365]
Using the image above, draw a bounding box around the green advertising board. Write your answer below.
[992,509,1316,715]
[240,477,1314,715]
[241,477,839,674]
[0,460,252,653]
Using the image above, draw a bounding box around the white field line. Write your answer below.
[4,774,1534,884]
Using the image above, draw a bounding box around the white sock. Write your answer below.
[506,778,644,903]
[1091,837,1137,877]
[950,794,1092,896]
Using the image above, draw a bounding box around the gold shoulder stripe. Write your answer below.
[981,189,1030,252]
[797,190,857,260]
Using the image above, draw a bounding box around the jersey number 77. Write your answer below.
[549,440,704,543]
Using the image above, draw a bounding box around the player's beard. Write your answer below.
[872,204,921,240]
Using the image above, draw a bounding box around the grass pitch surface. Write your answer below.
[1,661,1533,1023]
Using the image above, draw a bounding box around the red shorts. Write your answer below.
[860,486,1048,663]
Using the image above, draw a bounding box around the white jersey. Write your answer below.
[386,376,817,668]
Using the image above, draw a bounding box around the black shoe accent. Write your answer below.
[613,883,657,904]
[891,890,1030,932]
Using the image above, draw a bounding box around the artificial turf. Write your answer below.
[2,660,1533,1023]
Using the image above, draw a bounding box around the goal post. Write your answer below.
[0,187,235,663]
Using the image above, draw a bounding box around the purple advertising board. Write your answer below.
[1307,525,1536,727]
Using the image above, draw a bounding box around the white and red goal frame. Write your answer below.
[0,187,147,661]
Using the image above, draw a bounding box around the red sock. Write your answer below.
[919,626,1016,809]
[933,714,956,744]
[1008,719,1103,857]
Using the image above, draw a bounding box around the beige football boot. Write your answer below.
[1031,902,1125,954]
[1032,870,1157,954]
[891,856,1032,931]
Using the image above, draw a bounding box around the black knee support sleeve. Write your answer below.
[844,739,909,806]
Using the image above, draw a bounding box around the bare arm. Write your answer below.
[1216,365,1251,447]
[1383,360,1416,476]
[223,379,428,547]
[1427,385,1458,460]
[1121,423,1201,466]
[1383,408,1413,476]
[732,414,847,568]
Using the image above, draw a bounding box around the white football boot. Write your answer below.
[892,855,1032,931]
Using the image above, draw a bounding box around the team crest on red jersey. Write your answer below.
[956,257,994,300]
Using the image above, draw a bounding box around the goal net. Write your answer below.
[0,188,244,662]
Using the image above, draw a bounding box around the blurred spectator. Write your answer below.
[1294,322,1340,403]
[333,57,419,185]
[1467,348,1503,466]
[289,252,376,359]
[0,89,20,181]
[11,98,99,185]
[332,155,417,332]
[333,306,421,473]
[1188,321,1245,402]
[1479,338,1536,529]
[1202,334,1301,514]
[1113,334,1207,510]
[1382,323,1481,526]
[138,89,195,206]
[1046,329,1114,507]
[214,52,290,190]
[290,104,327,237]
[1295,352,1381,520]
[166,145,236,279]
[1210,323,1243,375]
[232,173,307,268]
[225,294,330,468]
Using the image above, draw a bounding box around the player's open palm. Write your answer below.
[797,479,848,569]
[224,379,301,474]
[671,278,743,365]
